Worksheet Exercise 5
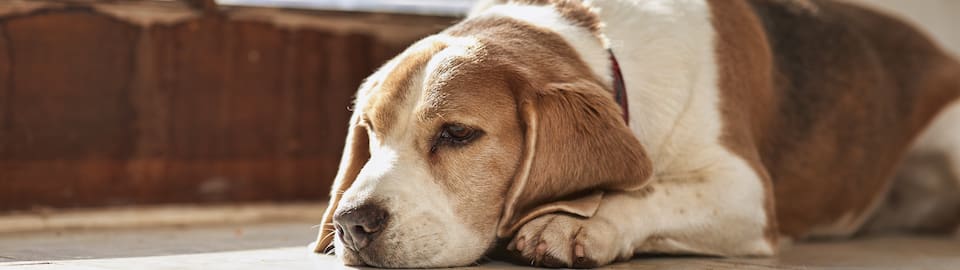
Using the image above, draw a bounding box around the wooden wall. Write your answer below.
[0,1,455,211]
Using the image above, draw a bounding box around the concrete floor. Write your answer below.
[1,220,959,270]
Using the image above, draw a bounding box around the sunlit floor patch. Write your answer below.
[2,209,959,269]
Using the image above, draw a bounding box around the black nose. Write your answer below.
[334,203,390,251]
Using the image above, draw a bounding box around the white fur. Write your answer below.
[591,0,723,164]
[910,100,960,168]
[918,101,960,204]
[478,0,774,259]
[607,153,773,256]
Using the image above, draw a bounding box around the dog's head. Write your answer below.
[311,15,652,268]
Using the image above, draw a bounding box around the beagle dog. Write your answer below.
[312,0,960,268]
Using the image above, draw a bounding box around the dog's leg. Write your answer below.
[508,147,775,267]
[865,100,960,235]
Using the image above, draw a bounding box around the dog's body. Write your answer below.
[313,0,960,268]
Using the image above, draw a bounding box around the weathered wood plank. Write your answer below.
[0,1,452,211]
[4,10,139,159]
[1,10,140,209]
[0,24,10,168]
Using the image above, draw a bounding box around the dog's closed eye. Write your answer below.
[431,123,483,154]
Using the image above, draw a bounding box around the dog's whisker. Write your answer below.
[318,233,336,247]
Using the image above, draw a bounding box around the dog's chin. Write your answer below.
[333,236,491,268]
[337,248,365,266]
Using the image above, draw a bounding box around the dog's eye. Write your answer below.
[432,124,481,153]
[442,124,473,140]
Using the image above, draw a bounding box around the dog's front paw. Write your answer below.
[507,214,623,268]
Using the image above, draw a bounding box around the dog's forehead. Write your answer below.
[362,35,499,134]
[361,39,444,134]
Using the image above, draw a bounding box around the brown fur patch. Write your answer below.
[712,0,960,238]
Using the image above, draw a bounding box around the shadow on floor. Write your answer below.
[0,222,317,261]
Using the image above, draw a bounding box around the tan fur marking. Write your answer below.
[314,114,370,253]
[365,42,447,136]
[739,0,960,238]
[446,16,652,238]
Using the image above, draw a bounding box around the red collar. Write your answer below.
[608,49,629,124]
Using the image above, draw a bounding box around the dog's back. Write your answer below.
[742,0,960,237]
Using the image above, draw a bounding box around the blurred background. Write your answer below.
[0,0,957,213]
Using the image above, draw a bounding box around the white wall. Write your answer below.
[217,0,475,15]
[217,0,958,55]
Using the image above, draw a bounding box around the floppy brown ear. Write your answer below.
[497,80,652,238]
[313,112,370,253]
